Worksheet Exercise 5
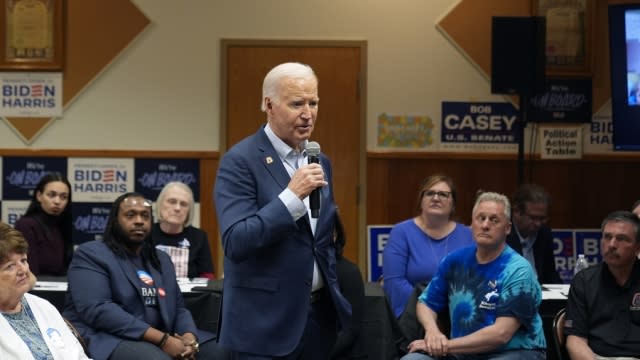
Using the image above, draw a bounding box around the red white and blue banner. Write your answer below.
[368,225,602,284]
[0,72,63,117]
[0,157,200,245]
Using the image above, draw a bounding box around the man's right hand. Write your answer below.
[424,329,450,357]
[407,339,427,353]
[161,335,188,358]
[288,163,326,199]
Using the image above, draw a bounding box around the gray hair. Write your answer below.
[473,191,511,220]
[155,181,195,227]
[260,62,317,112]
[512,183,551,212]
[601,210,640,243]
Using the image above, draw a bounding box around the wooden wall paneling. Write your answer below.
[526,160,575,226]
[367,153,640,233]
[367,153,520,227]
[366,159,392,225]
[526,157,640,228]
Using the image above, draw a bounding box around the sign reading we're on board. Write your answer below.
[368,225,601,284]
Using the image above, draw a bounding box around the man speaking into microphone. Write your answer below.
[214,62,351,359]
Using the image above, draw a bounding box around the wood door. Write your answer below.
[222,40,365,265]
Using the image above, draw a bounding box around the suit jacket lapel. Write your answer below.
[118,256,145,303]
[148,264,171,329]
[508,231,524,253]
[256,129,291,191]
[255,127,315,235]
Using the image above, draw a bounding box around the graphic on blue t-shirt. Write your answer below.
[421,246,546,351]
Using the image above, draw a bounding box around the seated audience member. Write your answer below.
[152,181,215,279]
[331,215,366,360]
[383,174,473,318]
[0,222,89,359]
[402,192,546,360]
[14,173,73,276]
[564,210,640,359]
[506,184,562,283]
[632,200,640,218]
[63,193,227,360]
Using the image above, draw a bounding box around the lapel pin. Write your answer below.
[266,156,273,164]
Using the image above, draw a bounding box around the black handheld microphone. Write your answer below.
[306,141,321,218]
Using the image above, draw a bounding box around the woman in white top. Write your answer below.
[0,222,89,360]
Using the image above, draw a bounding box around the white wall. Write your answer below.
[1,0,501,150]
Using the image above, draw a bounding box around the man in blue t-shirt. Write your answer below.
[402,192,546,360]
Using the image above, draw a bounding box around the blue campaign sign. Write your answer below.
[134,159,200,201]
[552,229,601,283]
[71,203,112,245]
[367,225,392,282]
[528,78,592,123]
[2,157,67,199]
[574,229,602,265]
[441,102,519,144]
[552,230,575,284]
[367,226,600,285]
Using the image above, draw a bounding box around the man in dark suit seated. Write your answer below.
[63,192,228,360]
[506,184,562,284]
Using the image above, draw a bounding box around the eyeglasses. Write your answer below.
[424,190,452,199]
[523,212,548,223]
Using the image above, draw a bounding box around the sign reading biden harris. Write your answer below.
[0,157,201,245]
[0,72,63,117]
[68,158,134,202]
[441,102,518,152]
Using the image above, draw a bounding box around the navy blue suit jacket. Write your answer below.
[214,127,351,356]
[506,224,562,284]
[63,240,208,360]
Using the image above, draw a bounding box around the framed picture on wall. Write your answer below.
[533,0,594,76]
[0,0,64,70]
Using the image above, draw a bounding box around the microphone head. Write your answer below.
[305,141,321,157]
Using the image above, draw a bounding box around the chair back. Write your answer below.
[393,283,451,357]
[552,307,568,360]
[395,283,427,350]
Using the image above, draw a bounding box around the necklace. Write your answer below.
[427,233,450,262]
[415,216,452,262]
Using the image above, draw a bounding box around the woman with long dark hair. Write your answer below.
[14,173,72,276]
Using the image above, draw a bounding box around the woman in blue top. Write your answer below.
[383,174,474,318]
